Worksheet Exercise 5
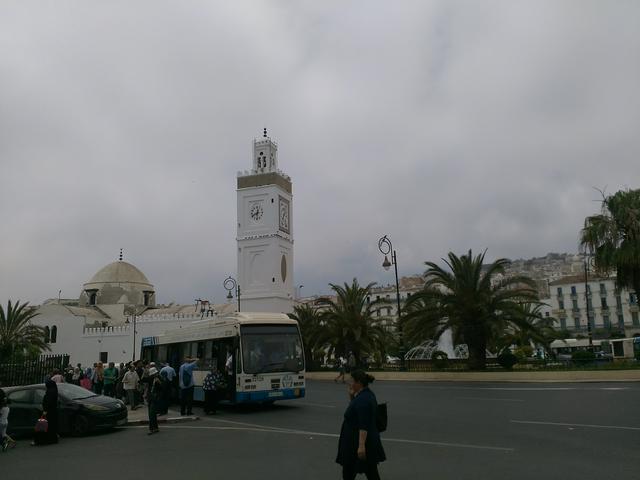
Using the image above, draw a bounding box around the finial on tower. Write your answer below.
[119,248,123,261]
[263,127,267,138]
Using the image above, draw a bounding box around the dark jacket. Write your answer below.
[336,387,386,467]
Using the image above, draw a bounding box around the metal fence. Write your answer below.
[0,353,70,387]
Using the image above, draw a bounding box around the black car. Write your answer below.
[1,383,127,437]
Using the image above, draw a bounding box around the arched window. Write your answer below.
[90,293,97,305]
[51,325,57,343]
[44,326,50,343]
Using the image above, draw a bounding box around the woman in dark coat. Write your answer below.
[34,379,59,445]
[336,370,386,480]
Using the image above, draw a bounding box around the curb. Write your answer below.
[126,415,199,426]
[305,371,640,383]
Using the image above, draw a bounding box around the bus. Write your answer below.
[140,312,305,404]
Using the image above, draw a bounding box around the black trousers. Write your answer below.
[148,401,158,432]
[204,390,219,413]
[180,386,194,415]
[342,462,381,480]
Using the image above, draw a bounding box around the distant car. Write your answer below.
[594,351,614,360]
[386,355,401,364]
[1,383,127,437]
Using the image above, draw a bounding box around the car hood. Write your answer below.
[73,395,123,409]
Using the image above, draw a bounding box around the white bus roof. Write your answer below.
[142,312,298,347]
[550,338,604,348]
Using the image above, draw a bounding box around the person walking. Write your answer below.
[179,357,199,416]
[122,364,140,410]
[71,367,82,385]
[335,356,347,383]
[103,362,118,397]
[160,363,177,409]
[50,369,64,384]
[33,380,60,446]
[1,390,16,452]
[202,365,224,415]
[146,367,162,435]
[336,370,385,480]
[92,362,104,394]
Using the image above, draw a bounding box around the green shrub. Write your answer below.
[514,345,534,360]
[571,350,596,365]
[497,351,518,370]
[431,351,449,369]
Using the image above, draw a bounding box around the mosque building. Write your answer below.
[28,130,294,365]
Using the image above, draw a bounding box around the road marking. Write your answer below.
[382,385,632,392]
[511,420,640,431]
[131,416,513,453]
[286,401,337,408]
[456,397,525,402]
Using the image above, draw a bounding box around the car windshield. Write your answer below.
[241,324,304,374]
[56,383,98,400]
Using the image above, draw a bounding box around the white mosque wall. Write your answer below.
[32,307,216,366]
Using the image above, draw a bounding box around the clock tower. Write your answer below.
[236,129,294,313]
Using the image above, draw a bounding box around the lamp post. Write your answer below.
[131,314,137,362]
[378,235,405,370]
[583,254,595,348]
[224,276,241,312]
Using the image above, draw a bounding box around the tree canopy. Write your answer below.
[0,300,49,359]
[580,188,640,297]
[317,279,388,365]
[404,250,542,369]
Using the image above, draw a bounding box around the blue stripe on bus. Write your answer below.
[192,387,305,403]
[235,388,305,403]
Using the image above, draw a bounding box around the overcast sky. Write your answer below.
[1,1,638,306]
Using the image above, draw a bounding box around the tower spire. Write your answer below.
[119,248,123,261]
[263,127,267,138]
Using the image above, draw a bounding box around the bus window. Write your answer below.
[158,345,168,363]
[204,341,214,369]
[240,325,304,374]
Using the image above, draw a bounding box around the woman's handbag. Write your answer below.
[376,403,387,433]
[34,416,49,433]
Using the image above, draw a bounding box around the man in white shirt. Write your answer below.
[122,364,140,410]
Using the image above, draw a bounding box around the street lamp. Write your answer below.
[131,314,137,362]
[297,284,304,299]
[224,276,241,312]
[583,253,596,347]
[378,235,405,370]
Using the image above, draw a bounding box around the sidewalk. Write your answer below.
[306,369,640,383]
[125,406,199,426]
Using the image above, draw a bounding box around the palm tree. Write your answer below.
[404,250,542,370]
[580,188,640,298]
[318,279,388,366]
[290,303,324,369]
[0,300,49,359]
[495,303,558,356]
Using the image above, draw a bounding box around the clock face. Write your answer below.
[249,203,264,222]
[279,196,290,233]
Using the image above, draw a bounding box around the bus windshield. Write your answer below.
[241,324,304,374]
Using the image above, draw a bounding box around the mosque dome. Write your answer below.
[79,261,156,307]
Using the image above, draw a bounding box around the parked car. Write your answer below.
[1,383,127,437]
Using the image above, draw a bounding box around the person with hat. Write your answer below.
[146,367,162,435]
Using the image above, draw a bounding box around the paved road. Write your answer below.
[2,380,640,479]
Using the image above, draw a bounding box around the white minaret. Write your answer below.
[236,129,294,313]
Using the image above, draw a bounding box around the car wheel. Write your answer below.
[72,415,90,436]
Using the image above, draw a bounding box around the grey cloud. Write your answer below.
[1,1,638,305]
